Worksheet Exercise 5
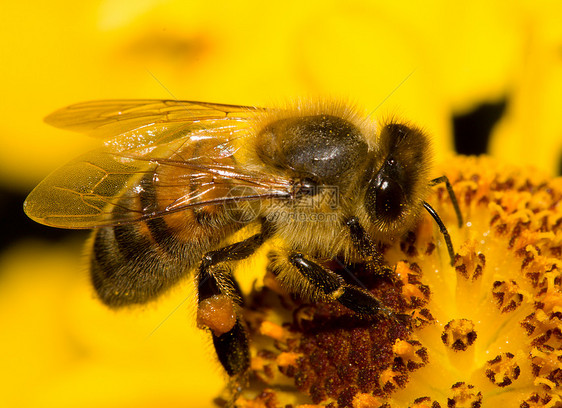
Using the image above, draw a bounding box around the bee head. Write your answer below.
[364,123,431,234]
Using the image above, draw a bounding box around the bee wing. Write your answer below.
[44,99,263,139]
[24,135,292,228]
[26,100,292,228]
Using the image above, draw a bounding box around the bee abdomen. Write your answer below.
[90,224,176,307]
[90,215,223,307]
[90,139,244,307]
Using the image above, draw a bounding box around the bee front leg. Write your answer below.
[288,253,408,324]
[345,217,396,282]
[196,232,267,377]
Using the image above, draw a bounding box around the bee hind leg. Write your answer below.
[197,264,248,378]
[196,232,267,377]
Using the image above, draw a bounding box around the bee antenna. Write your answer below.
[429,176,463,228]
[422,201,456,266]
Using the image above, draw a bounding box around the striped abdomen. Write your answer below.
[90,140,243,307]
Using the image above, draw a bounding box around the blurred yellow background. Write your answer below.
[1,1,562,407]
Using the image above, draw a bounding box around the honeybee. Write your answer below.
[24,99,461,378]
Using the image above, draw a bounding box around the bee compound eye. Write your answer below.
[365,176,405,223]
[375,178,405,220]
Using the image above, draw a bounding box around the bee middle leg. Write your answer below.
[287,252,407,323]
[197,232,267,377]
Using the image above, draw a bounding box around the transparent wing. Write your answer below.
[44,99,263,139]
[26,100,291,228]
[24,133,292,228]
